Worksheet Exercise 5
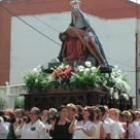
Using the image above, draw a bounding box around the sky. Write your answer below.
[129,0,140,4]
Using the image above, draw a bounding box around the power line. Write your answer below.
[32,15,139,70]
[0,1,138,71]
[34,16,61,33]
[0,3,61,46]
[107,57,135,69]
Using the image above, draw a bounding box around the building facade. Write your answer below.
[0,0,140,99]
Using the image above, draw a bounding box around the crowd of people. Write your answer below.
[0,104,140,139]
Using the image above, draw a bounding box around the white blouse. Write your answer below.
[92,121,102,139]
[44,123,52,139]
[110,121,125,139]
[128,121,140,139]
[21,120,46,139]
[0,117,7,139]
[73,120,95,139]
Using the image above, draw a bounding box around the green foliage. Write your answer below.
[70,70,102,89]
[23,62,130,96]
[0,97,6,110]
[23,72,49,92]
[14,96,25,109]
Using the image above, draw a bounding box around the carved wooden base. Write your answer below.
[22,90,133,111]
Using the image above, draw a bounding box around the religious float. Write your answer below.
[23,0,133,110]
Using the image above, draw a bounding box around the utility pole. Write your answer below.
[136,0,139,108]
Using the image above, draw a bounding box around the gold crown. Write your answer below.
[70,0,81,9]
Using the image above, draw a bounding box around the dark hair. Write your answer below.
[58,105,67,112]
[0,110,4,116]
[130,111,136,122]
[94,107,102,120]
[3,115,16,123]
[23,116,30,124]
[49,115,59,122]
[14,109,25,117]
[76,105,83,114]
[84,107,94,121]
[97,105,106,117]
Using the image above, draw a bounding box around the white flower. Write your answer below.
[37,65,42,69]
[122,94,129,101]
[115,78,130,93]
[32,65,42,74]
[103,80,107,86]
[78,65,85,72]
[114,92,119,100]
[84,68,90,73]
[111,75,116,83]
[79,69,84,72]
[110,88,114,94]
[85,61,92,68]
[58,64,65,69]
[91,67,97,72]
[32,68,39,73]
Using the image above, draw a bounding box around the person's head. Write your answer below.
[129,111,136,123]
[4,109,15,123]
[94,107,102,121]
[109,108,121,121]
[104,105,109,116]
[49,108,58,117]
[71,8,86,29]
[75,105,83,114]
[30,107,40,123]
[58,106,68,120]
[41,110,49,122]
[5,109,14,117]
[134,111,140,122]
[67,103,77,121]
[96,105,106,119]
[82,107,94,122]
[121,110,131,123]
[70,0,81,11]
[14,109,25,118]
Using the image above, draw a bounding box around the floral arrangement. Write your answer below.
[23,62,130,100]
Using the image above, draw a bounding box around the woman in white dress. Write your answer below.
[92,107,102,139]
[0,116,7,139]
[14,109,25,139]
[69,107,96,139]
[41,110,52,139]
[128,111,138,139]
[109,108,125,139]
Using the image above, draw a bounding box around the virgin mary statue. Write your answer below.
[58,0,108,66]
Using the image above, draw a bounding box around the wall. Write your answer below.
[0,84,27,109]
[10,12,136,97]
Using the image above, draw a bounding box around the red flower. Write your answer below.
[52,65,74,80]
